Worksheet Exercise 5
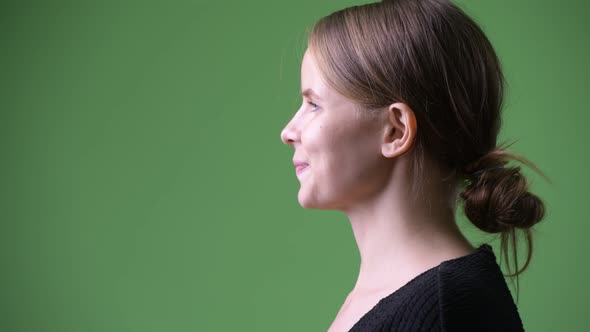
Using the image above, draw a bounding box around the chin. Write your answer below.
[298,193,320,209]
[297,193,339,210]
[297,196,315,209]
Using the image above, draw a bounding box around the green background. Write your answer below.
[1,0,587,331]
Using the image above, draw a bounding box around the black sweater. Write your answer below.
[348,244,524,331]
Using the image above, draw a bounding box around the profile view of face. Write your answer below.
[280,48,389,210]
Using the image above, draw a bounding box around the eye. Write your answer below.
[307,101,320,112]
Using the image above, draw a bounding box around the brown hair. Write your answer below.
[306,0,550,302]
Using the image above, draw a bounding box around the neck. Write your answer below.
[342,163,474,295]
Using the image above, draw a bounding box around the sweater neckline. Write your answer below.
[347,243,494,331]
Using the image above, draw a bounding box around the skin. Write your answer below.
[280,48,475,332]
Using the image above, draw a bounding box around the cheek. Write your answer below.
[321,129,380,179]
[300,122,326,156]
[331,125,377,159]
[300,124,386,207]
[302,118,381,175]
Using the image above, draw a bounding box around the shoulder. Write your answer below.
[437,244,525,332]
[349,267,442,332]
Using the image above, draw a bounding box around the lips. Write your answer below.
[296,164,309,175]
[293,160,309,176]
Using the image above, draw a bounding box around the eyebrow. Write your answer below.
[301,88,323,101]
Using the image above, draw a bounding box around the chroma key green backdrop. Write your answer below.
[1,0,588,331]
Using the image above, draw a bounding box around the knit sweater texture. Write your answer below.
[347,243,525,331]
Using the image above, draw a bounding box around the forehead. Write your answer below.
[301,49,364,113]
[300,49,332,101]
[301,50,320,86]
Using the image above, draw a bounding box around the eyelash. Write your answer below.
[307,101,320,111]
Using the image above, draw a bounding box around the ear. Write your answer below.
[381,102,417,158]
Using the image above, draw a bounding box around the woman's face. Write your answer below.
[280,48,389,210]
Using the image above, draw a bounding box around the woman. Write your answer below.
[280,0,547,331]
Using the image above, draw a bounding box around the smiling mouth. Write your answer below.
[296,164,309,176]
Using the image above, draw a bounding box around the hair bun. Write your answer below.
[460,151,545,233]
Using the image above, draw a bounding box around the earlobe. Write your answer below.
[381,103,417,158]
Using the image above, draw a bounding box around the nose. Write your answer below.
[280,116,299,146]
[281,112,301,145]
